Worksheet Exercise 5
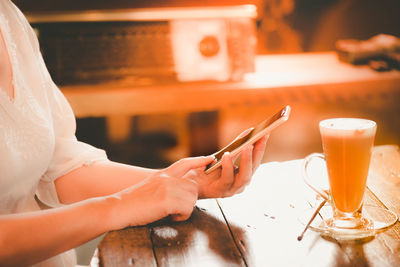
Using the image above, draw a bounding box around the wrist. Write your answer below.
[87,195,121,232]
[97,194,125,231]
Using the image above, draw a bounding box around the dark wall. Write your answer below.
[12,0,260,11]
[14,0,399,52]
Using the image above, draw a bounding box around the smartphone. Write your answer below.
[205,105,291,174]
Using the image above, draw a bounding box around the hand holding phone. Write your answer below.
[205,105,291,174]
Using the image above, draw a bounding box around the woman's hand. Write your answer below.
[106,156,212,230]
[104,132,267,230]
[187,134,269,199]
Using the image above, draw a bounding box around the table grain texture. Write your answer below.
[92,145,400,267]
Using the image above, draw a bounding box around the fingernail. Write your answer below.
[222,152,230,160]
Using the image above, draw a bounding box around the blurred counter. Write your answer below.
[61,52,400,161]
[61,52,400,117]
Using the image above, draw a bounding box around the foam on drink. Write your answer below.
[320,118,376,137]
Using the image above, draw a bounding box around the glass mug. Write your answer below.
[303,118,377,236]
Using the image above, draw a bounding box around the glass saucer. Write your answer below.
[299,205,398,241]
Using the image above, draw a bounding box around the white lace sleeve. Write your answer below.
[37,83,108,207]
[14,9,110,207]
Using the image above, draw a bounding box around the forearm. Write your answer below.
[55,160,157,204]
[0,197,112,267]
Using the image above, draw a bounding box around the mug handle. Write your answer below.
[302,153,329,200]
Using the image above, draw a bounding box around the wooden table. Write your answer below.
[92,145,400,267]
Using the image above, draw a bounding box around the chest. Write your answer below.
[0,28,13,100]
[0,94,54,195]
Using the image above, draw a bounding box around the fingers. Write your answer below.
[218,144,254,197]
[167,178,198,221]
[231,144,253,194]
[233,135,268,192]
[166,156,215,177]
[252,135,269,173]
[219,152,236,195]
[115,173,199,227]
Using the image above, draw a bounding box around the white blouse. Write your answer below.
[0,1,107,266]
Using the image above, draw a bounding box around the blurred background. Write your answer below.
[12,0,400,264]
[12,0,400,165]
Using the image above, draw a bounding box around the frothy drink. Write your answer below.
[320,118,376,213]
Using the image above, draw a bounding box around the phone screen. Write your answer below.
[205,105,290,173]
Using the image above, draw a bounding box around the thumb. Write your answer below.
[166,156,215,177]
